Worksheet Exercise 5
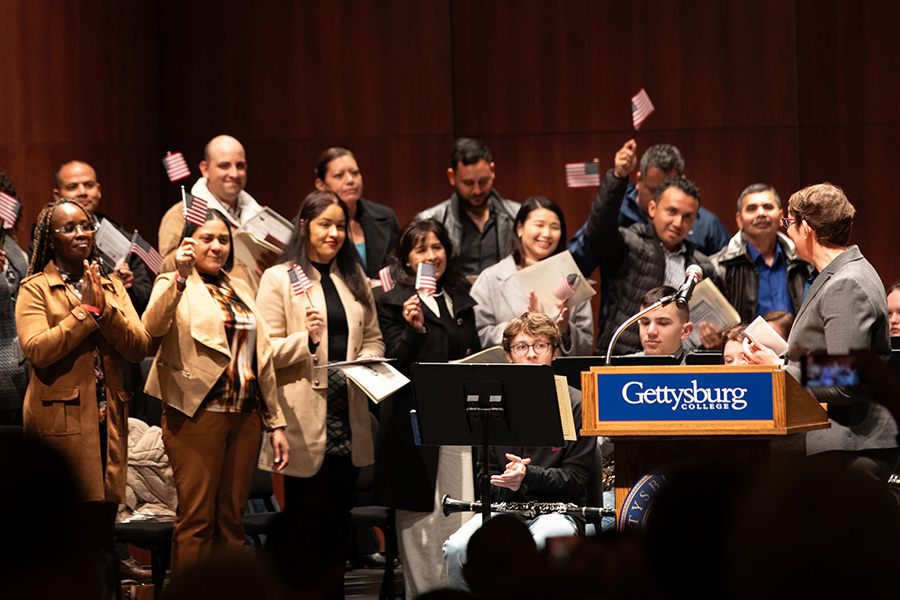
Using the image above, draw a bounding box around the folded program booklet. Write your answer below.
[687,279,741,347]
[334,360,410,404]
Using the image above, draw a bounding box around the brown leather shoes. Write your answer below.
[119,557,152,581]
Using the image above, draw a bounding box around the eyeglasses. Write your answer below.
[52,221,98,235]
[781,217,797,228]
[509,341,553,357]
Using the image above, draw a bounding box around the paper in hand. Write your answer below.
[744,315,789,356]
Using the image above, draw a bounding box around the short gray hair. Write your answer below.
[737,183,781,212]
[640,144,685,177]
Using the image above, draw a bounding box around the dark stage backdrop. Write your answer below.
[2,0,899,287]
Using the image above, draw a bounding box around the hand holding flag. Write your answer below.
[289,264,316,309]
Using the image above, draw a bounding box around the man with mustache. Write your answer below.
[709,184,812,343]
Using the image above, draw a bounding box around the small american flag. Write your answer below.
[162,152,191,182]
[565,162,601,188]
[0,192,20,229]
[182,188,208,226]
[378,266,395,292]
[289,265,313,295]
[415,262,437,296]
[552,273,579,301]
[129,232,164,275]
[631,88,655,130]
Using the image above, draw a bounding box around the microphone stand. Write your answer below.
[604,294,677,366]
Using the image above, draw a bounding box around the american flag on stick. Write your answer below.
[631,88,655,130]
[182,187,208,226]
[0,192,21,229]
[129,231,164,275]
[378,266,395,292]
[552,273,579,301]
[565,161,601,188]
[289,264,313,295]
[415,262,437,296]
[162,151,191,182]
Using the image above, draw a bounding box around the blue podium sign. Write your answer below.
[595,371,774,422]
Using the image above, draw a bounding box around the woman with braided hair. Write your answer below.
[17,199,151,599]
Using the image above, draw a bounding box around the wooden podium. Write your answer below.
[580,364,830,525]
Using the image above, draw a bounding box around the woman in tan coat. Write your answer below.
[256,190,384,583]
[143,209,289,576]
[17,199,152,599]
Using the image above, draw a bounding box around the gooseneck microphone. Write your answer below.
[674,264,704,309]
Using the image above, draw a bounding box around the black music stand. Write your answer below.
[410,363,566,523]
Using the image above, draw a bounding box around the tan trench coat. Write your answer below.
[256,262,384,477]
[17,262,152,503]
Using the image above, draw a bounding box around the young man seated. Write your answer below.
[633,286,694,362]
[442,312,595,591]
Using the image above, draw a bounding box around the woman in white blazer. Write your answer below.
[470,196,593,356]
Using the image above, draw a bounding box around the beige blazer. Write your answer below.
[256,262,384,477]
[142,271,286,430]
[17,262,152,503]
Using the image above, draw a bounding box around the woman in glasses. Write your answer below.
[17,199,151,598]
[374,219,480,597]
[744,183,898,479]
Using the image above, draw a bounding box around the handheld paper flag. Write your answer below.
[163,152,191,182]
[378,266,395,292]
[565,162,601,188]
[0,192,21,229]
[631,88,655,130]
[415,262,437,296]
[182,188,208,226]
[129,232,164,275]
[552,273,579,301]
[289,264,313,295]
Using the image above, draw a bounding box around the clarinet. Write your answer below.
[441,495,615,519]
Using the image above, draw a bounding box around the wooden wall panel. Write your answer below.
[795,0,900,286]
[154,0,455,232]
[0,0,160,249]
[451,0,801,268]
[451,0,797,134]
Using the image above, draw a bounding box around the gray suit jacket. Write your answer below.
[785,245,898,454]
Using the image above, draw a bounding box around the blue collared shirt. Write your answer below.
[746,240,791,316]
